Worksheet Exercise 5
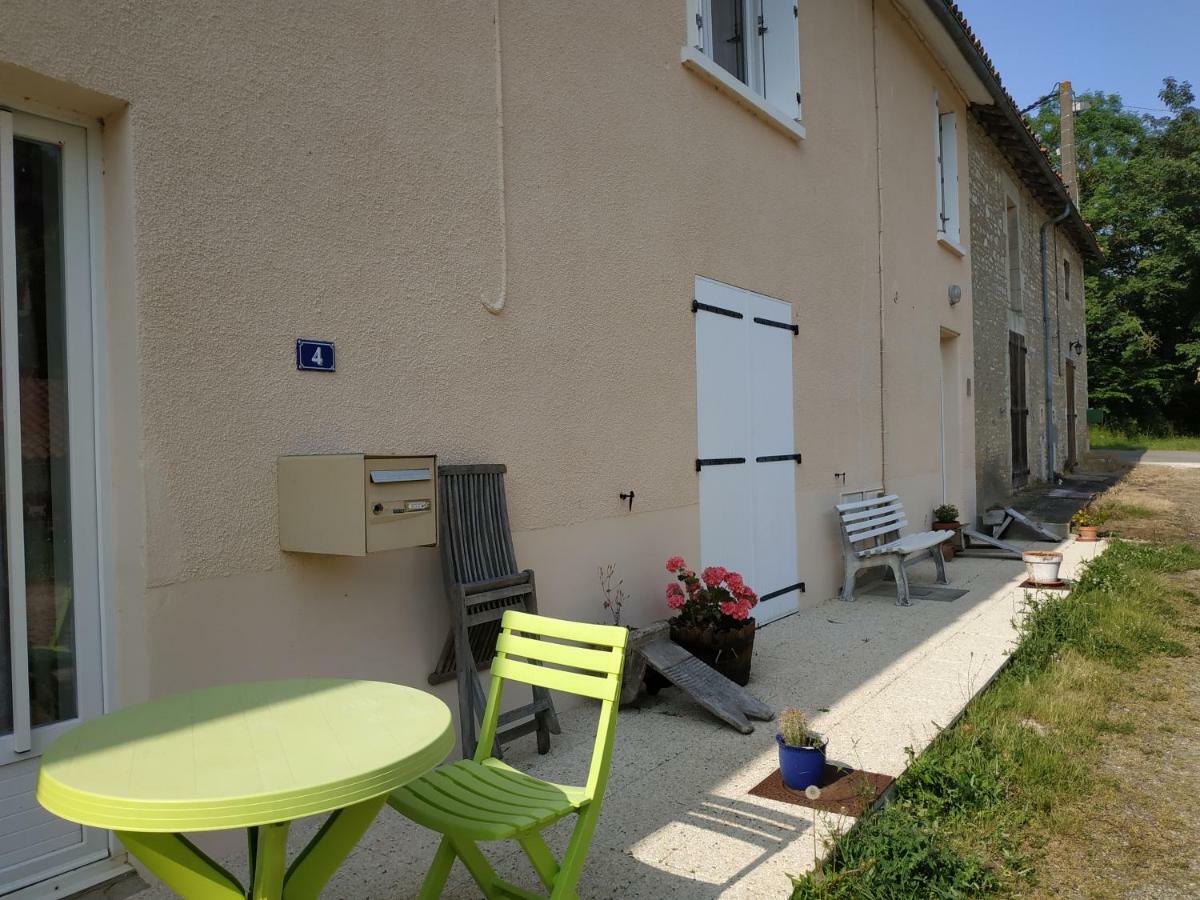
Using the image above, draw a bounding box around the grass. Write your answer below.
[1089,425,1200,451]
[788,540,1200,899]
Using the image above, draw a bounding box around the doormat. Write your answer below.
[863,584,969,603]
[749,764,893,817]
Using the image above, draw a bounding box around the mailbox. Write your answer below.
[277,454,437,555]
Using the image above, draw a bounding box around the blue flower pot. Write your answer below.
[777,733,827,791]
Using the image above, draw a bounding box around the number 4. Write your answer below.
[311,347,323,367]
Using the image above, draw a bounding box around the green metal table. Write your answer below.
[37,679,453,899]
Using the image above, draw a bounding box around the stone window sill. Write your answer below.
[937,234,967,258]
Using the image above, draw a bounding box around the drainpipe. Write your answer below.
[1040,205,1071,481]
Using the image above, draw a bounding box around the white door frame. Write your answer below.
[0,100,119,892]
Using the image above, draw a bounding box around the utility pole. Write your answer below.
[1059,81,1080,206]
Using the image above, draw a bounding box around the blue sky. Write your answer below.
[955,1,1198,113]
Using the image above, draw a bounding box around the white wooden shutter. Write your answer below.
[934,92,945,233]
[695,277,800,625]
[686,0,704,51]
[761,0,801,119]
[747,293,800,623]
[695,279,756,585]
[939,110,959,242]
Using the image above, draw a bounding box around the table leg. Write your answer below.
[115,831,244,900]
[251,822,291,899]
[282,794,387,900]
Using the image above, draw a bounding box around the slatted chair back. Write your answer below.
[429,465,560,759]
[440,464,520,588]
[837,493,907,558]
[477,611,627,797]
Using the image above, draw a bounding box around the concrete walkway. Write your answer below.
[1095,449,1200,469]
[129,538,1103,900]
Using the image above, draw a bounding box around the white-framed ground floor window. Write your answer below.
[0,107,108,892]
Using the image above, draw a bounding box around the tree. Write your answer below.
[1029,79,1200,433]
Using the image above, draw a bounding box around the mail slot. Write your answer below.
[277,454,437,555]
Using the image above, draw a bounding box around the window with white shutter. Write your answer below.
[935,92,960,245]
[685,0,803,130]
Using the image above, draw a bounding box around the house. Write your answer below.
[0,2,1094,894]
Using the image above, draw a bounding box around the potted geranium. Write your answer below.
[932,504,961,560]
[777,708,827,791]
[663,556,758,685]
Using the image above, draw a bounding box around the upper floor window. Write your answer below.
[1063,259,1072,303]
[688,0,802,121]
[934,92,960,245]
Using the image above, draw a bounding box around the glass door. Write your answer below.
[0,108,106,892]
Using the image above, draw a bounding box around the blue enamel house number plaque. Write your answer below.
[296,339,336,372]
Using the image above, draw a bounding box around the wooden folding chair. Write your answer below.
[428,464,560,759]
[391,610,627,899]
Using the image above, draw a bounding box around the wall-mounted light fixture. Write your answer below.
[948,284,963,306]
[1069,340,1084,357]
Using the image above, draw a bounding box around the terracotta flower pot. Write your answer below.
[669,618,757,686]
[933,521,960,560]
[1077,524,1099,542]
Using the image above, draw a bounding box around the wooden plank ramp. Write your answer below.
[639,639,775,734]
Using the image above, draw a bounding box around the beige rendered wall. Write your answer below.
[0,1,977,727]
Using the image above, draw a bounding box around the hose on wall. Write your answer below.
[481,0,508,315]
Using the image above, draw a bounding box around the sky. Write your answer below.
[954,0,1199,114]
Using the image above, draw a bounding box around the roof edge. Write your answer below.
[919,0,1104,265]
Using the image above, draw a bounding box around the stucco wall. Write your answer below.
[966,116,1088,513]
[0,0,981,729]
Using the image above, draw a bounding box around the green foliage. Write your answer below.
[1089,424,1200,450]
[1030,80,1200,431]
[932,504,959,524]
[789,540,1200,899]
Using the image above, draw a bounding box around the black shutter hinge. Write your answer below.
[758,15,767,36]
[794,5,798,16]
[692,299,743,320]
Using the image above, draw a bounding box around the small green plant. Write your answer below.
[933,504,959,524]
[780,708,822,748]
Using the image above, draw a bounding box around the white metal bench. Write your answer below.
[836,494,951,606]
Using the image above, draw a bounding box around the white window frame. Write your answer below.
[683,0,805,142]
[0,94,123,895]
[934,91,961,248]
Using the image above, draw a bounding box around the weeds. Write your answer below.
[789,540,1200,899]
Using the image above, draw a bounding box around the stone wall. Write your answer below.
[967,116,1089,514]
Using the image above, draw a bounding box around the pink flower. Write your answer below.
[701,566,728,588]
[719,600,739,617]
[665,556,686,572]
[725,571,745,590]
[666,582,687,610]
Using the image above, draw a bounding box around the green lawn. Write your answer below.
[788,540,1200,899]
[1089,425,1200,451]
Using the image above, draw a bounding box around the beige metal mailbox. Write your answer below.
[277,454,437,555]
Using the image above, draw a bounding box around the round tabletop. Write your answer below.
[37,679,454,833]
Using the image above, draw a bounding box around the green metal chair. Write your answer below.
[390,610,627,899]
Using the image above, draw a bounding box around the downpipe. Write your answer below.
[1040,205,1071,481]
